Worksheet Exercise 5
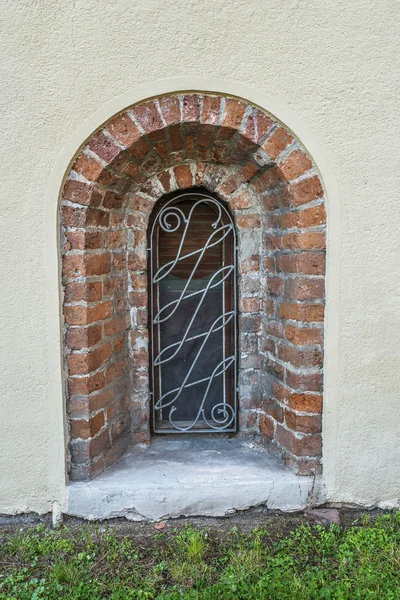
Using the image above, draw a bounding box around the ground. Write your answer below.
[1,508,399,599]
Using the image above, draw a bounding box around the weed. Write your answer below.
[0,512,399,599]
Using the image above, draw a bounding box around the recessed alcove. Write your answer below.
[61,91,326,495]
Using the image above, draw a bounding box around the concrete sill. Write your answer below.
[66,437,325,521]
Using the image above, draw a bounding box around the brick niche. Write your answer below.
[60,93,326,480]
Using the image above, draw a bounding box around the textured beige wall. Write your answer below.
[0,0,399,514]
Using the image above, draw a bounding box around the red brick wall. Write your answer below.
[60,93,326,480]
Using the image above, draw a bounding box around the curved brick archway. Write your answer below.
[61,93,326,480]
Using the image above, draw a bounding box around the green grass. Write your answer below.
[0,512,399,599]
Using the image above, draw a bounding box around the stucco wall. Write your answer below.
[0,0,398,514]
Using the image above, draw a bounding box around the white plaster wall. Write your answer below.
[0,0,399,514]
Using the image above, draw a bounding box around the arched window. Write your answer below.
[149,189,237,433]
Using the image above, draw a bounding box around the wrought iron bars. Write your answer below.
[149,192,237,433]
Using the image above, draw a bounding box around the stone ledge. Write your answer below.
[66,437,326,521]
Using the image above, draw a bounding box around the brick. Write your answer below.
[88,131,120,163]
[169,124,184,151]
[265,319,285,339]
[104,315,129,336]
[219,175,241,196]
[64,231,103,251]
[263,256,275,273]
[106,360,127,384]
[284,278,325,301]
[68,371,105,395]
[278,303,324,322]
[237,214,261,228]
[129,194,155,213]
[290,176,323,207]
[230,191,254,210]
[239,297,260,312]
[262,397,284,422]
[263,127,293,160]
[285,370,323,392]
[241,353,262,369]
[280,150,312,180]
[133,348,149,369]
[127,137,151,160]
[106,113,141,147]
[222,98,246,131]
[237,161,259,181]
[62,205,87,228]
[72,153,104,181]
[174,164,192,188]
[277,343,323,368]
[240,315,262,333]
[260,336,275,353]
[133,101,164,137]
[285,393,323,413]
[135,308,148,326]
[262,298,275,315]
[182,94,200,122]
[86,209,110,228]
[87,388,116,413]
[157,170,172,193]
[285,410,322,434]
[67,342,112,375]
[129,291,147,307]
[70,411,105,440]
[282,231,325,250]
[285,324,323,347]
[128,250,146,271]
[63,253,110,280]
[201,95,221,125]
[242,110,258,143]
[126,211,147,229]
[62,252,110,279]
[279,205,326,230]
[264,233,281,251]
[230,136,257,161]
[62,254,85,279]
[89,429,111,458]
[66,324,102,350]
[267,277,283,296]
[102,190,123,210]
[294,458,322,475]
[260,165,284,189]
[266,356,285,380]
[259,414,275,439]
[105,230,126,249]
[130,272,147,289]
[276,424,322,457]
[64,281,102,303]
[272,381,290,403]
[114,333,125,353]
[159,95,181,126]
[261,192,282,211]
[112,252,126,271]
[111,414,130,439]
[64,301,112,325]
[103,276,126,297]
[86,254,111,276]
[254,109,274,142]
[240,256,260,273]
[277,253,325,276]
[141,154,162,177]
[63,180,93,206]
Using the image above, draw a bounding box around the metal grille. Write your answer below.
[149,191,237,433]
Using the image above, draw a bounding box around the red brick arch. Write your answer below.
[61,93,326,480]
